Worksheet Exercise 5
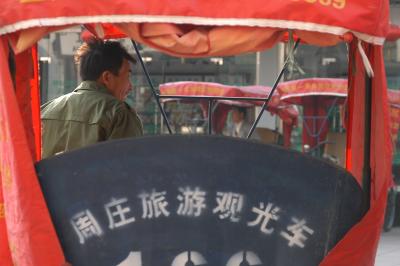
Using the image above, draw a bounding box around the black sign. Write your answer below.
[36,136,363,266]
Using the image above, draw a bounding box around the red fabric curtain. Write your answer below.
[30,45,41,161]
[320,41,392,266]
[0,37,65,266]
[14,45,41,161]
[0,38,14,266]
[0,0,389,44]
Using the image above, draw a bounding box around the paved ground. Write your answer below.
[375,227,400,266]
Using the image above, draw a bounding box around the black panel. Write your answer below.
[36,135,363,266]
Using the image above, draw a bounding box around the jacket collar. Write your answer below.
[74,81,113,95]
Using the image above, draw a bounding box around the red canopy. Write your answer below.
[159,81,298,143]
[278,78,347,104]
[160,81,283,108]
[388,89,400,145]
[278,78,347,150]
[0,0,389,45]
[0,0,390,57]
[387,24,400,42]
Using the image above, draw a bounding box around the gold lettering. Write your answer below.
[1,164,12,190]
[0,203,4,219]
[311,83,317,90]
[20,0,45,3]
[290,0,345,9]
[332,0,346,9]
[9,241,18,266]
[319,0,332,6]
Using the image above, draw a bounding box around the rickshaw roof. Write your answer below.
[0,0,389,45]
[278,78,348,104]
[158,81,282,108]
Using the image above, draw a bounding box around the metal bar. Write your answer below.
[8,43,16,88]
[362,73,372,214]
[247,39,301,139]
[158,95,269,102]
[316,97,339,136]
[208,100,213,134]
[131,40,173,134]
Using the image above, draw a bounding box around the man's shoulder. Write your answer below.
[41,93,73,117]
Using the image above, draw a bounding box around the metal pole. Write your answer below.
[131,40,173,134]
[362,73,372,213]
[208,100,213,135]
[158,95,270,102]
[247,39,301,139]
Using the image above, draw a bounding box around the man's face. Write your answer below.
[232,109,244,123]
[107,59,133,101]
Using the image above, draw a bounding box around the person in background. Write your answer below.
[227,107,251,138]
[41,39,143,158]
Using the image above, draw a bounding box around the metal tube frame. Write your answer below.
[133,39,300,136]
[247,39,301,139]
[208,100,213,134]
[131,40,173,134]
[362,73,372,213]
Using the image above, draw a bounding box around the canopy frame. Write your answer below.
[134,38,300,136]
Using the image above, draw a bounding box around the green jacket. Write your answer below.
[41,81,143,158]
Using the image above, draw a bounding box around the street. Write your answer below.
[375,228,400,266]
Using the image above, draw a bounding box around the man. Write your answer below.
[227,107,250,138]
[41,39,143,158]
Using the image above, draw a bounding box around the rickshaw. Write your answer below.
[158,81,298,146]
[277,78,347,158]
[384,88,400,231]
[0,1,393,266]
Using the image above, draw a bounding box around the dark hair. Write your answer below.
[233,106,247,116]
[74,39,136,81]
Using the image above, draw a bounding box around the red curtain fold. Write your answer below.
[0,38,14,266]
[320,41,392,266]
[0,37,65,266]
[14,45,41,161]
[30,45,41,161]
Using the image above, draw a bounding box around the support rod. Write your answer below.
[131,40,172,134]
[158,95,269,102]
[362,73,372,213]
[208,100,213,135]
[247,39,301,139]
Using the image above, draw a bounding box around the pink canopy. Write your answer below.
[387,24,400,42]
[159,81,298,145]
[278,78,399,150]
[388,89,400,145]
[278,78,347,150]
[278,78,347,104]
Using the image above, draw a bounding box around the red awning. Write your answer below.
[160,81,281,107]
[388,89,400,145]
[159,81,299,127]
[0,0,389,56]
[387,24,400,42]
[278,78,347,105]
[0,0,389,44]
[277,78,347,150]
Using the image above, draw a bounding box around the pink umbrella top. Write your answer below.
[159,81,298,125]
[278,78,348,105]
